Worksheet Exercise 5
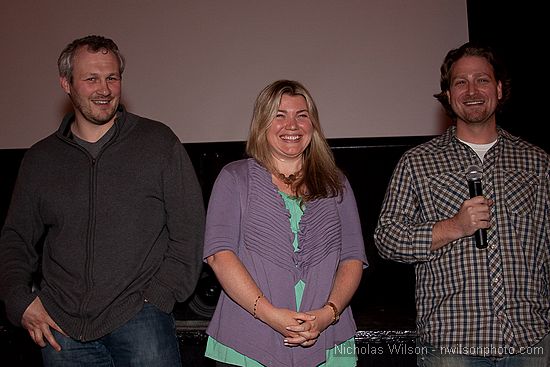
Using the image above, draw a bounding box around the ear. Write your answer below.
[497,80,503,100]
[60,76,71,94]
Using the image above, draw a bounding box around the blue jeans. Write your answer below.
[42,303,182,367]
[416,333,550,367]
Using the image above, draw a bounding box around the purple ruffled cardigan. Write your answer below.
[203,158,367,367]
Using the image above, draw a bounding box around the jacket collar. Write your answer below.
[437,125,519,150]
[56,104,127,141]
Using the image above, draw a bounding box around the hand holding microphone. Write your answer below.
[465,165,488,249]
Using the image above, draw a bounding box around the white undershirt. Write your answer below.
[459,138,497,162]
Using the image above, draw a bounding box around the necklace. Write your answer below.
[276,170,301,185]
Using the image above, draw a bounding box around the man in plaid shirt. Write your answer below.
[374,42,550,366]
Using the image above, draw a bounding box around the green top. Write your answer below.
[205,192,356,366]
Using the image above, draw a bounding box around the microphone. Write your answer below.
[465,165,488,249]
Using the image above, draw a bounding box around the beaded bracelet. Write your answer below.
[324,301,340,325]
[253,293,263,319]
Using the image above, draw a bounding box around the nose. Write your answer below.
[97,79,111,96]
[467,81,477,95]
[285,116,298,130]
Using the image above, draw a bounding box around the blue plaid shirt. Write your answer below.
[374,126,550,356]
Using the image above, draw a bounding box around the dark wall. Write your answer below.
[467,1,548,153]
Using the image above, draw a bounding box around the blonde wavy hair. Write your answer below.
[246,80,343,201]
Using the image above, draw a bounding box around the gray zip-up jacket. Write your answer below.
[0,106,205,341]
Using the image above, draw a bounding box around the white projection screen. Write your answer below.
[1,0,468,148]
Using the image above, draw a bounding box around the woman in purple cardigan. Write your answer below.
[203,80,367,367]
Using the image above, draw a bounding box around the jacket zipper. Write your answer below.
[78,156,97,340]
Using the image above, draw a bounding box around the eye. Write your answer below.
[107,76,120,81]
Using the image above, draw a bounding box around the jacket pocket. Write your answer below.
[504,169,538,216]
[429,172,466,220]
[504,169,539,250]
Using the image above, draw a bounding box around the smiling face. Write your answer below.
[267,93,313,164]
[446,55,502,126]
[60,46,122,128]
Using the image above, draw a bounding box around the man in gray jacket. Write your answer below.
[0,35,205,366]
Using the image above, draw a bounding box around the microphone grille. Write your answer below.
[465,165,482,181]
